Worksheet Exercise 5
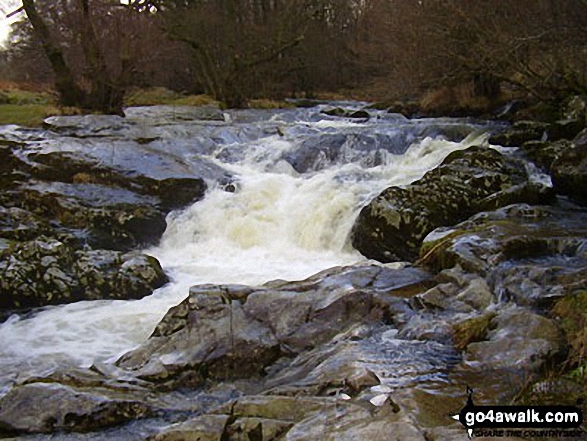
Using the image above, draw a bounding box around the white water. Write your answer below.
[0,108,490,392]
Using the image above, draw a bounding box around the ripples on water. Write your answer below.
[0,104,496,393]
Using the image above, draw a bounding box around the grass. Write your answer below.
[0,104,60,127]
[0,85,222,127]
[0,83,323,127]
[0,83,61,127]
[124,87,219,107]
[248,98,295,109]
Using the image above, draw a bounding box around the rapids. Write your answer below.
[0,103,496,394]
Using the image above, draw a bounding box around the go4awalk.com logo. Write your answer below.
[452,387,584,439]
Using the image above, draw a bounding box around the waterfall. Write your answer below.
[0,105,493,392]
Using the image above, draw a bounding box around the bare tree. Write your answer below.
[9,0,127,114]
[161,0,308,107]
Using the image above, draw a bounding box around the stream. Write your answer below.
[0,103,498,395]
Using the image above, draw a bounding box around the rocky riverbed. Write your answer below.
[0,102,586,440]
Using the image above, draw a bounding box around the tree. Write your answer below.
[158,0,310,107]
[423,0,587,102]
[10,0,127,114]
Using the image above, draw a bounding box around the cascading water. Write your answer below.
[0,104,495,393]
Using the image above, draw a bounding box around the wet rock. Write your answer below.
[283,132,411,173]
[321,107,370,119]
[551,290,587,372]
[520,139,574,171]
[451,312,497,351]
[548,118,585,141]
[116,284,281,388]
[117,264,433,390]
[465,308,563,371]
[0,382,152,434]
[563,95,587,123]
[0,237,168,309]
[489,121,549,146]
[28,151,208,211]
[0,206,50,241]
[179,394,419,441]
[125,105,226,124]
[0,142,30,191]
[151,415,230,441]
[384,101,421,118]
[351,146,554,262]
[20,182,168,251]
[419,204,587,277]
[551,144,587,205]
[43,114,128,136]
[490,119,584,147]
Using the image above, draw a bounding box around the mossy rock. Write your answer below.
[351,146,551,262]
[452,312,497,350]
[551,144,587,205]
[0,237,168,310]
[552,291,587,367]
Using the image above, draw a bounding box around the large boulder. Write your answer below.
[351,146,554,262]
[520,139,574,171]
[28,151,208,212]
[0,236,168,309]
[0,141,30,191]
[0,382,152,434]
[19,182,168,251]
[117,264,432,390]
[489,119,584,147]
[419,204,587,311]
[464,308,563,371]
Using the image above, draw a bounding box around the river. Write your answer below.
[0,103,496,393]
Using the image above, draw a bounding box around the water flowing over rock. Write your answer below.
[0,105,585,439]
[351,146,554,262]
[116,264,433,390]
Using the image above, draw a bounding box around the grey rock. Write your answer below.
[465,308,563,371]
[351,146,554,262]
[0,237,168,309]
[0,382,152,434]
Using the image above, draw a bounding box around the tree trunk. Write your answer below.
[21,0,124,115]
[21,0,86,107]
[77,0,124,115]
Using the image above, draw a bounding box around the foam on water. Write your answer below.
[0,110,490,393]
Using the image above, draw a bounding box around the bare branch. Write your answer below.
[6,6,24,19]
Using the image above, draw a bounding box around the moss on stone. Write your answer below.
[451,312,497,351]
[552,290,587,369]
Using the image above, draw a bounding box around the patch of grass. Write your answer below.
[0,104,81,127]
[0,104,55,127]
[124,87,218,107]
[172,94,219,106]
[1,89,54,105]
[248,99,295,109]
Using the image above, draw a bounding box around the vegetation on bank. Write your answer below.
[0,84,306,126]
[1,1,586,114]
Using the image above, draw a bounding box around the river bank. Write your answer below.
[0,101,585,440]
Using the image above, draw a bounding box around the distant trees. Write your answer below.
[2,0,586,110]
[423,0,587,102]
[157,0,369,106]
[158,0,307,107]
